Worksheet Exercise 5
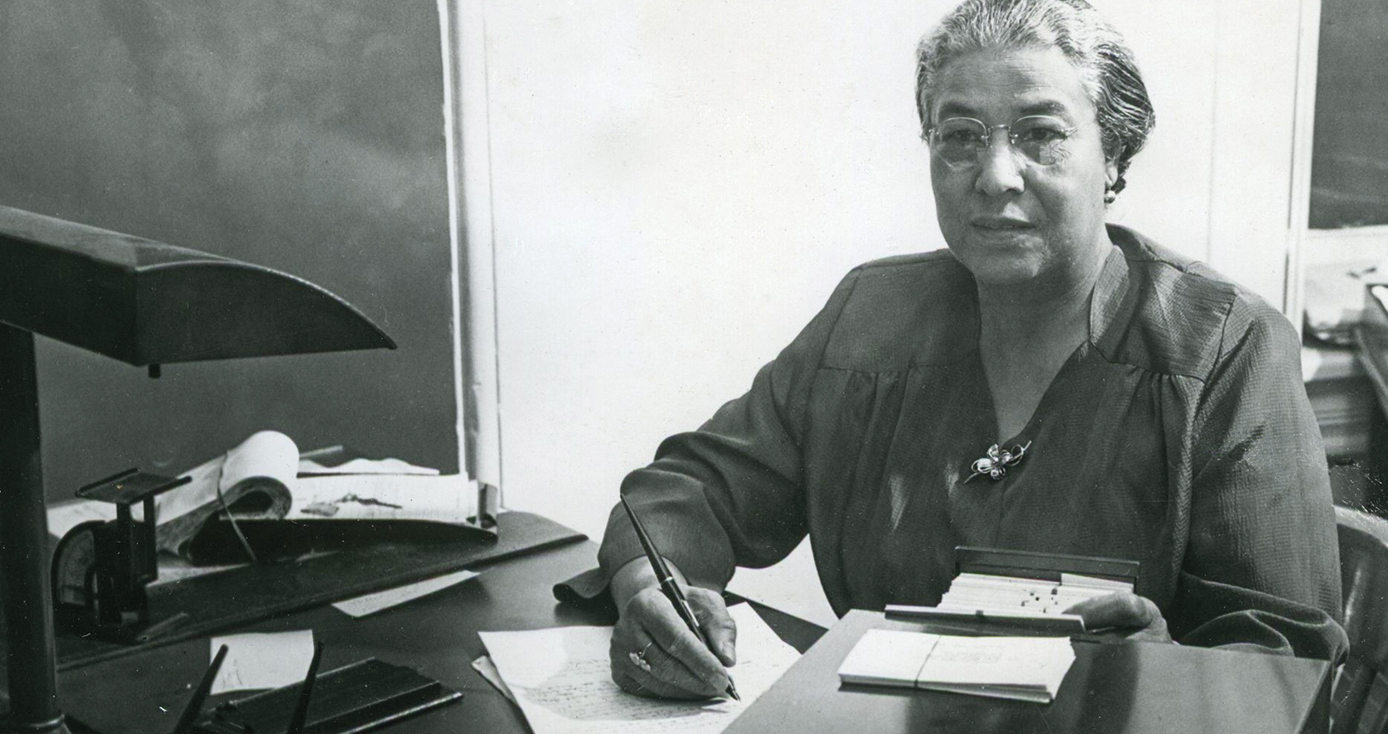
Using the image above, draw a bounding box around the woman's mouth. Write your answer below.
[970,217,1034,230]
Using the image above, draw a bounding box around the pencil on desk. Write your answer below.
[171,644,229,734]
[286,641,325,734]
[620,495,740,701]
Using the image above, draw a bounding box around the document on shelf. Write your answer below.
[331,569,479,618]
[479,603,800,734]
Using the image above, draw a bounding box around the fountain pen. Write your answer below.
[620,495,740,701]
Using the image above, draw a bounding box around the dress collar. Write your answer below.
[1089,223,1143,360]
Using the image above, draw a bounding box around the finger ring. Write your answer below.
[628,642,653,673]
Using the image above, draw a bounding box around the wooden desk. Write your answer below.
[56,535,823,733]
[727,610,1331,734]
[56,529,1330,734]
[59,538,602,733]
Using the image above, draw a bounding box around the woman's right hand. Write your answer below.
[607,559,738,699]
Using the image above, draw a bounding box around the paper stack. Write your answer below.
[886,571,1132,632]
[838,629,1075,703]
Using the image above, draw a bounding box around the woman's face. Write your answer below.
[928,46,1117,289]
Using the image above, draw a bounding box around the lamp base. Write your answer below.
[0,326,68,734]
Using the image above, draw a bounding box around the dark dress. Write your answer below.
[582,224,1346,660]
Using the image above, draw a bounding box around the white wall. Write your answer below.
[468,0,1310,552]
[482,2,943,540]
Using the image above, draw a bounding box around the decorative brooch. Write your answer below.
[963,441,1032,483]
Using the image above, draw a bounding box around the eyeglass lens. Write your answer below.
[930,116,1073,167]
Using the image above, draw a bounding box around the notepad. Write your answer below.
[838,629,1075,703]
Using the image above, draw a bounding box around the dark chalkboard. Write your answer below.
[0,1,459,498]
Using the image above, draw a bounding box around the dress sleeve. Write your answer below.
[1171,297,1348,661]
[590,269,862,592]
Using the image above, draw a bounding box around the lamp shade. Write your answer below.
[0,204,395,365]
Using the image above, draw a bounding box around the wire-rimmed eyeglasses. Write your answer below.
[925,115,1079,169]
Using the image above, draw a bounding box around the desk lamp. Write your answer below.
[0,204,396,734]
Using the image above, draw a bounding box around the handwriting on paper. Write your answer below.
[479,603,800,734]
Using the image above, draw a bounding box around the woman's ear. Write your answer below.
[1103,159,1120,204]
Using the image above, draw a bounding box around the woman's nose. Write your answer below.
[973,138,1026,196]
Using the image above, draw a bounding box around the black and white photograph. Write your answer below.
[0,0,1383,732]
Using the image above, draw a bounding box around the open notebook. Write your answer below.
[837,629,1075,704]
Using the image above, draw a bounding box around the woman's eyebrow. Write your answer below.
[935,101,979,119]
[934,99,1074,121]
[1016,100,1073,118]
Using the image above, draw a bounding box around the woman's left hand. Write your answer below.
[1064,592,1173,643]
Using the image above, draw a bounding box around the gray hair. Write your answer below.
[915,0,1155,196]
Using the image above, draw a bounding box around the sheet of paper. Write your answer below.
[298,456,440,476]
[220,431,300,493]
[47,499,116,539]
[331,570,479,617]
[480,603,800,734]
[473,655,517,702]
[285,474,475,522]
[209,630,315,695]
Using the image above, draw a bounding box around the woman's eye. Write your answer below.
[941,129,984,145]
[1017,126,1066,144]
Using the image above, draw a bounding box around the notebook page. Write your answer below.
[284,474,473,522]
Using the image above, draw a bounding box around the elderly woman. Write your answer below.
[571,0,1346,699]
